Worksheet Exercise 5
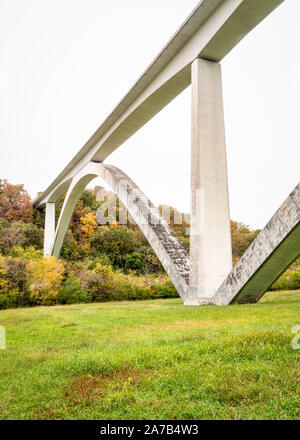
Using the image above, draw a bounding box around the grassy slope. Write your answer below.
[0,291,299,420]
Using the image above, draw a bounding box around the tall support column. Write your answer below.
[188,58,232,305]
[43,202,55,257]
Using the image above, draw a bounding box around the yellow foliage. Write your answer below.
[0,254,9,294]
[80,212,97,238]
[28,256,64,304]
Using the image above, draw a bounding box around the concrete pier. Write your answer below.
[43,202,55,257]
[188,58,232,305]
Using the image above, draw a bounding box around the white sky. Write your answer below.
[0,0,299,229]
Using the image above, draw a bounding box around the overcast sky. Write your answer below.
[0,0,299,229]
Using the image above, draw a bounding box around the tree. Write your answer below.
[90,226,142,269]
[80,212,97,238]
[28,256,64,305]
[0,179,33,223]
[0,224,27,254]
[231,221,260,264]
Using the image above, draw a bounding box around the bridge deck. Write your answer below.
[34,0,284,208]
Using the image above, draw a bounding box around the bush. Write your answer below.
[0,294,9,309]
[58,273,91,304]
[91,226,142,269]
[125,252,145,272]
[271,269,300,291]
[20,223,43,248]
[4,257,30,306]
[9,246,43,260]
[138,246,163,273]
[28,256,64,305]
[78,269,112,302]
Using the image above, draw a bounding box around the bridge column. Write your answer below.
[43,202,55,257]
[188,58,232,305]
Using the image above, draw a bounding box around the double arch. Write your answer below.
[44,162,191,303]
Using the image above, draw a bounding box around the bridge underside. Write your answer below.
[35,0,294,306]
[43,161,300,306]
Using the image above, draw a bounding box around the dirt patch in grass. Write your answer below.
[61,322,77,328]
[31,408,56,420]
[6,316,33,324]
[65,369,147,405]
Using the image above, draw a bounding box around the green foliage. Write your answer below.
[271,269,300,291]
[58,273,91,305]
[0,222,42,255]
[138,246,163,273]
[61,230,78,261]
[79,189,99,210]
[0,218,10,230]
[87,254,112,270]
[0,294,9,309]
[231,221,260,263]
[9,246,43,260]
[125,252,145,271]
[91,226,142,269]
[19,223,42,248]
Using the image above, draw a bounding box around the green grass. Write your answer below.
[0,290,299,420]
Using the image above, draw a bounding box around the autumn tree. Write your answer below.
[231,221,260,264]
[0,179,33,223]
[80,212,98,238]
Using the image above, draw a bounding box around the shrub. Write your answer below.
[5,257,29,298]
[61,230,78,261]
[78,261,117,302]
[28,256,64,305]
[0,255,9,294]
[138,246,163,273]
[87,254,111,270]
[91,226,142,269]
[9,246,43,260]
[271,269,300,291]
[0,218,10,230]
[125,252,145,272]
[0,294,9,309]
[20,223,43,248]
[58,273,91,304]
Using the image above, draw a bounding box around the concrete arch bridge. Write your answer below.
[34,0,300,306]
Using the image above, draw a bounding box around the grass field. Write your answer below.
[0,291,299,420]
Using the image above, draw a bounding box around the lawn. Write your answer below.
[0,291,299,420]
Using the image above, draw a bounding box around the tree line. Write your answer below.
[0,179,298,309]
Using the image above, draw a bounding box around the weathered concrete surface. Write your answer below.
[43,202,55,257]
[188,58,232,305]
[51,162,190,301]
[100,164,190,301]
[34,0,285,209]
[213,183,300,305]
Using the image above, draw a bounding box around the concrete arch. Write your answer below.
[49,162,190,302]
[45,161,300,306]
[213,182,300,305]
[52,172,99,259]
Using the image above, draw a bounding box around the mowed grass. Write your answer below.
[0,291,299,420]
